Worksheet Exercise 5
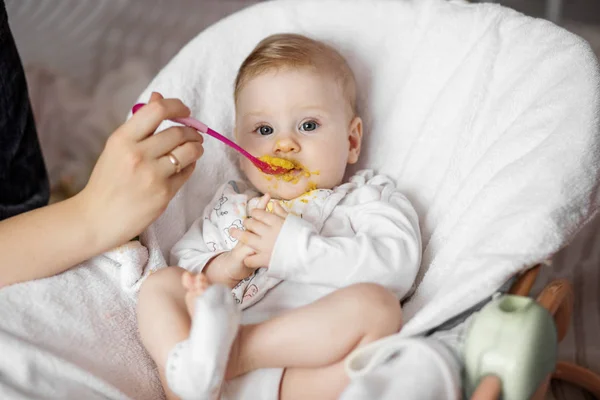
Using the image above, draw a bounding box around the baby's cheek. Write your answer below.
[242,167,269,192]
[316,159,345,187]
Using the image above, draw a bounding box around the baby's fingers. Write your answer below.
[272,202,288,219]
[230,227,243,240]
[256,193,271,210]
[237,243,256,258]
[244,253,266,269]
[250,209,282,226]
[230,227,262,248]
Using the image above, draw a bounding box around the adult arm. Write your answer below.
[0,95,204,287]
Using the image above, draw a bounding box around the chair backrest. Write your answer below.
[138,0,600,335]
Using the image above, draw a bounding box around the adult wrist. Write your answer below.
[69,190,106,255]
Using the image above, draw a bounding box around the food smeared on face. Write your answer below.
[259,155,296,171]
[259,155,320,186]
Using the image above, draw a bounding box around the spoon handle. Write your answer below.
[131,102,280,173]
[173,116,258,163]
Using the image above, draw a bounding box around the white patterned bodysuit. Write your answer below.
[173,180,333,309]
[171,170,423,312]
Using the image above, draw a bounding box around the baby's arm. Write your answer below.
[267,187,421,299]
[171,185,270,288]
[202,243,255,287]
[171,217,260,289]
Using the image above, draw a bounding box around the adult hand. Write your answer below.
[77,92,204,251]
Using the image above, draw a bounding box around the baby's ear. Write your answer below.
[347,116,363,164]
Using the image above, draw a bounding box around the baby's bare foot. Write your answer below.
[182,272,210,316]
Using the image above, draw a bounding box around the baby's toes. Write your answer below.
[184,273,206,296]
[181,271,195,290]
[197,274,210,290]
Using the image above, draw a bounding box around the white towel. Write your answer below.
[0,1,598,399]
[0,248,161,399]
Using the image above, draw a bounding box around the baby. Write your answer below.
[137,33,422,400]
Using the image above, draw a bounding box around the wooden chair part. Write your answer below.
[508,264,541,297]
[553,361,600,399]
[535,279,573,342]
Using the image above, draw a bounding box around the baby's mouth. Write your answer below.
[259,155,321,189]
[259,155,302,175]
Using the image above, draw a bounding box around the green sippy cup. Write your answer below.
[464,294,557,399]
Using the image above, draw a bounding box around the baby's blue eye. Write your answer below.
[257,125,274,136]
[300,121,318,132]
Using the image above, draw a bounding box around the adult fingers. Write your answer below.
[143,125,203,158]
[148,92,163,103]
[168,162,196,194]
[121,96,191,142]
[158,140,204,177]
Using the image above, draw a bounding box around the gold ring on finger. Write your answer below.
[168,152,181,174]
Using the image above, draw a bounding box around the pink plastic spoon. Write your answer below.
[132,103,286,175]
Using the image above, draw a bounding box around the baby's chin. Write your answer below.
[256,179,317,200]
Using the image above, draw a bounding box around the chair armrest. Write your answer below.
[508,264,541,297]
[535,279,573,342]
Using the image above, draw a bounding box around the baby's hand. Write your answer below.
[224,193,272,279]
[222,242,256,280]
[231,201,288,269]
[229,241,255,264]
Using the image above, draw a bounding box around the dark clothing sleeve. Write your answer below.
[0,0,49,221]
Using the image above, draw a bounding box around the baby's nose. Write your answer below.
[274,138,300,153]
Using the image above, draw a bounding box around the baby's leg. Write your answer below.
[139,267,237,400]
[137,266,192,400]
[228,283,402,399]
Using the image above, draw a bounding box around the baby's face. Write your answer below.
[235,68,362,200]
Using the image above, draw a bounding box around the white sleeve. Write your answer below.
[170,183,235,272]
[169,217,226,273]
[267,190,421,300]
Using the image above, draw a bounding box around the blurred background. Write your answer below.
[5,0,600,199]
[5,1,600,399]
[5,0,600,198]
[5,0,266,199]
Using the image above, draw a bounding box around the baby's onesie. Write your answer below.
[172,180,334,309]
[171,170,423,400]
[172,170,423,311]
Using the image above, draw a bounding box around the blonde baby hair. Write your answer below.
[234,33,357,115]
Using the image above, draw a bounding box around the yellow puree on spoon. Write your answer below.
[259,155,296,171]
[259,155,319,188]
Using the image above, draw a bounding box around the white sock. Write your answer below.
[166,284,241,400]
